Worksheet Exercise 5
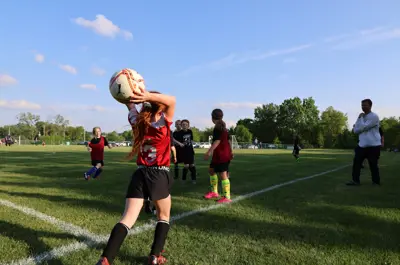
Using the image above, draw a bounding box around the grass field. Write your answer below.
[0,145,399,265]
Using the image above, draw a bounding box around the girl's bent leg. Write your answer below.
[150,195,171,256]
[100,198,143,264]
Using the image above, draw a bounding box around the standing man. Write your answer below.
[347,99,381,186]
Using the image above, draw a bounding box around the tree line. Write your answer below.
[1,96,399,148]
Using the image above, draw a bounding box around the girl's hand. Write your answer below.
[129,90,151,104]
[173,157,177,163]
[204,151,211,160]
[87,147,92,152]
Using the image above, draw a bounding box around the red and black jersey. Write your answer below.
[211,126,231,164]
[128,108,172,167]
[88,136,109,161]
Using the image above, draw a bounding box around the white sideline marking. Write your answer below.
[2,164,350,265]
[0,199,104,243]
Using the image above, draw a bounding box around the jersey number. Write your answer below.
[141,144,157,163]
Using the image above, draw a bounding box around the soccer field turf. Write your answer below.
[0,146,399,265]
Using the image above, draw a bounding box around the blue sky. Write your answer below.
[1,0,400,132]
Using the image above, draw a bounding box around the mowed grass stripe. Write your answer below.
[2,164,350,265]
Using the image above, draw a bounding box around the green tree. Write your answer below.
[252,103,279,143]
[320,106,348,148]
[106,131,124,142]
[190,127,201,142]
[234,125,252,143]
[16,112,41,140]
[121,130,133,141]
[380,117,400,148]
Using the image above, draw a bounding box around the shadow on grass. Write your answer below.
[176,201,400,253]
[0,220,75,265]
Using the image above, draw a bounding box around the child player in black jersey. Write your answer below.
[179,119,197,184]
[172,120,184,179]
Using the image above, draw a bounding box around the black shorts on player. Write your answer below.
[292,147,299,156]
[91,160,104,166]
[126,167,173,201]
[210,161,230,173]
[182,148,195,165]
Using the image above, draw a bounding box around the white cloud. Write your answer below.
[34,53,45,63]
[91,66,106,76]
[0,100,41,110]
[0,74,18,87]
[72,14,133,40]
[215,102,262,109]
[80,84,97,90]
[59,64,77,75]
[327,26,400,50]
[178,43,312,75]
[85,105,106,112]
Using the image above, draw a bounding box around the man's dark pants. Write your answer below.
[352,145,381,184]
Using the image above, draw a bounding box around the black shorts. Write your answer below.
[210,161,230,173]
[126,166,173,201]
[91,160,104,166]
[182,147,195,165]
[175,147,184,164]
[292,147,300,155]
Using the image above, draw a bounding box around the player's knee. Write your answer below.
[208,168,215,175]
[220,171,228,180]
[157,210,170,222]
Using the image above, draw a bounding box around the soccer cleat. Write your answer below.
[95,257,110,265]
[84,172,90,180]
[148,254,167,264]
[204,191,219,199]
[346,181,360,186]
[217,196,232,204]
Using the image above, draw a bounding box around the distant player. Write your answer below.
[96,90,175,265]
[178,119,197,184]
[5,135,13,146]
[292,135,300,161]
[84,127,112,180]
[204,109,233,204]
[172,120,184,179]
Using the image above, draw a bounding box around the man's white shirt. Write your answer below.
[353,112,381,147]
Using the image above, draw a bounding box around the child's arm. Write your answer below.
[171,146,177,163]
[130,91,176,122]
[87,141,92,152]
[104,137,113,149]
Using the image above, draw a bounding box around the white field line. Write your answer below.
[0,199,105,243]
[2,164,350,265]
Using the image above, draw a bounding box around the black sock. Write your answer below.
[174,164,179,179]
[182,168,188,180]
[102,222,129,264]
[189,166,196,180]
[150,220,170,256]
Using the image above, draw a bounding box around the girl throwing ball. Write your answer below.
[96,90,175,265]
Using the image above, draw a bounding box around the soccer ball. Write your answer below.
[109,68,145,103]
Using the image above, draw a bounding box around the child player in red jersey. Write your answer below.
[204,109,233,204]
[96,90,175,265]
[84,127,112,180]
